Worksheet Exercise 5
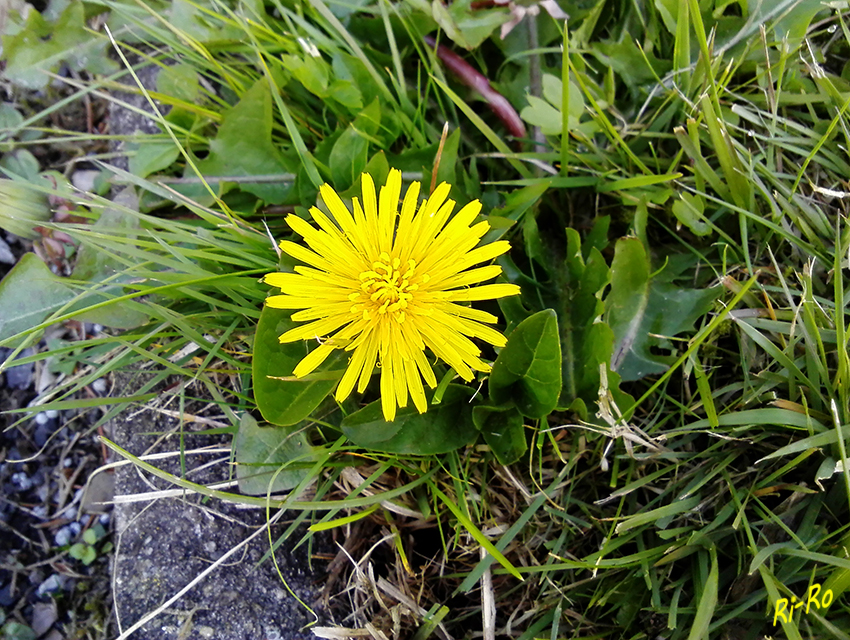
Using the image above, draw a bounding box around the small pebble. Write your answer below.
[36,575,65,597]
[11,472,33,492]
[5,348,35,390]
[0,583,15,606]
[35,412,48,426]
[33,506,47,519]
[0,236,14,264]
[45,410,59,419]
[91,378,107,394]
[54,526,74,547]
[68,522,82,537]
[99,513,110,526]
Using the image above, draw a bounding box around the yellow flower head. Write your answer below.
[264,169,520,422]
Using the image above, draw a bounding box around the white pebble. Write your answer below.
[91,378,107,394]
[45,409,59,419]
[11,472,33,492]
[35,412,48,425]
[36,575,65,597]
[54,526,73,547]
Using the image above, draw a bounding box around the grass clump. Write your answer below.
[2,0,850,638]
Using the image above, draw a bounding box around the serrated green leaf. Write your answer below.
[340,385,476,454]
[253,305,344,426]
[2,1,116,90]
[520,96,563,136]
[128,138,181,179]
[473,405,526,465]
[606,237,719,381]
[489,309,561,419]
[178,79,294,204]
[234,413,316,495]
[431,0,508,50]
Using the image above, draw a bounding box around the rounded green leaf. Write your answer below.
[234,413,316,495]
[489,309,562,419]
[472,405,526,465]
[253,305,344,426]
[340,385,476,454]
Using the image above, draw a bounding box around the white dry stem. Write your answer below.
[312,628,373,639]
[480,547,496,640]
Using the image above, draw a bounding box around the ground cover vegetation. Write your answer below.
[2,0,850,637]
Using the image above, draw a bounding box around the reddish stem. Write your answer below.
[424,35,527,141]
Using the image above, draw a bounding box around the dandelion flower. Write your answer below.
[264,169,520,422]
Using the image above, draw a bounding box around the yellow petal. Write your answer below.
[446,283,521,302]
[292,343,335,378]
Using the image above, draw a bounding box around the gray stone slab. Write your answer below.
[109,369,327,640]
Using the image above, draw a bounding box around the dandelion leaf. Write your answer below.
[179,79,294,204]
[253,306,344,426]
[234,413,315,495]
[606,237,719,381]
[340,385,476,454]
[472,405,526,465]
[489,309,561,419]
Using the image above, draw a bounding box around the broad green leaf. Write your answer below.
[0,103,24,130]
[1,622,37,640]
[671,192,711,236]
[606,237,719,381]
[180,79,295,204]
[559,224,614,409]
[156,62,202,104]
[234,413,316,495]
[331,99,381,189]
[0,253,75,345]
[0,149,40,180]
[70,188,149,329]
[520,96,563,136]
[431,0,508,50]
[472,405,526,465]
[281,53,331,97]
[1,1,116,90]
[489,309,561,419]
[340,385,476,454]
[253,306,344,426]
[521,74,584,136]
[0,179,51,239]
[329,126,369,190]
[327,79,363,111]
[128,138,181,179]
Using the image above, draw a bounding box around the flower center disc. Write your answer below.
[355,252,419,322]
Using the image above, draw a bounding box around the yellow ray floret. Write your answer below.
[263,168,520,422]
